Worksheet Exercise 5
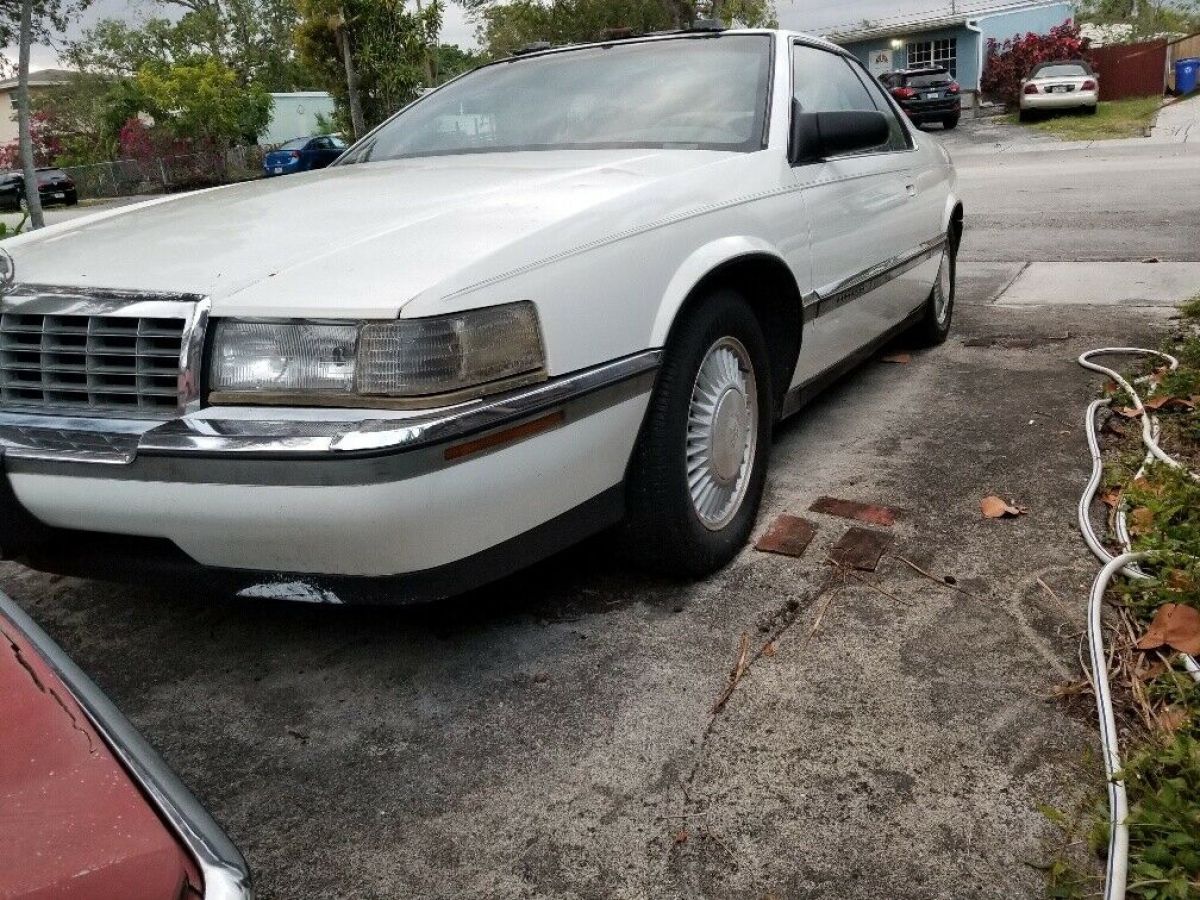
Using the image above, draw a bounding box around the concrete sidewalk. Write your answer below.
[1150,93,1200,143]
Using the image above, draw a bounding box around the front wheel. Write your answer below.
[621,289,773,577]
[912,231,957,346]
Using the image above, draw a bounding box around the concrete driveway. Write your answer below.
[3,140,1199,899]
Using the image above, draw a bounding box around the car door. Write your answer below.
[787,42,919,389]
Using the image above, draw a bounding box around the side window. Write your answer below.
[791,44,877,115]
[848,63,913,152]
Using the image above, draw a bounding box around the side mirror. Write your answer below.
[788,102,891,165]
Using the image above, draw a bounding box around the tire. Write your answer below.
[621,289,773,577]
[1018,108,1033,123]
[912,228,957,347]
[943,115,960,130]
[1085,104,1098,116]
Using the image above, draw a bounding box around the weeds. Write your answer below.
[1042,297,1200,898]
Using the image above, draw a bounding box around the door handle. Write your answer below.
[905,183,917,197]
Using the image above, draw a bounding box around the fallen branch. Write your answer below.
[710,631,750,715]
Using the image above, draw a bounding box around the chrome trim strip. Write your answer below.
[0,591,252,900]
[804,236,945,324]
[0,350,662,466]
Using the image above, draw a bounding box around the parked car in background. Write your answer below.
[879,68,961,129]
[0,590,250,898]
[1019,60,1098,120]
[0,29,962,603]
[262,134,347,176]
[0,168,78,210]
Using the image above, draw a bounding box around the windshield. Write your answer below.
[1034,63,1089,78]
[339,35,772,163]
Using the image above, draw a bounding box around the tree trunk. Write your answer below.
[17,0,44,229]
[338,21,366,140]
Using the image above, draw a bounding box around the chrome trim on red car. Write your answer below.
[0,591,253,900]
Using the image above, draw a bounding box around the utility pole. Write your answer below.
[17,0,44,229]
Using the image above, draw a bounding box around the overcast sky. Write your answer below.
[4,0,973,71]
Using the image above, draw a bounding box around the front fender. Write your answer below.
[648,235,795,347]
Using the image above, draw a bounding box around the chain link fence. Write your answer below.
[61,145,269,200]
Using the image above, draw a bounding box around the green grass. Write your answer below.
[1040,296,1200,898]
[1010,96,1163,140]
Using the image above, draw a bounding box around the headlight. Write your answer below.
[208,302,545,407]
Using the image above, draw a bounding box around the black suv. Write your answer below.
[0,167,78,211]
[879,68,961,129]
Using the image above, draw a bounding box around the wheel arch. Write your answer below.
[946,198,964,250]
[650,239,805,419]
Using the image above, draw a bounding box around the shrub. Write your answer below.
[981,20,1091,106]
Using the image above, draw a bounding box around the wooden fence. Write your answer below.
[1090,40,1168,100]
[1167,33,1200,92]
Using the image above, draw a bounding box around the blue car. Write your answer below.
[262,135,348,177]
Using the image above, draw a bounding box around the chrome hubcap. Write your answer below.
[686,337,758,531]
[934,251,952,323]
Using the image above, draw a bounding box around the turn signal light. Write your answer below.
[948,81,961,94]
[1023,83,1039,94]
[1082,79,1097,91]
[892,86,917,99]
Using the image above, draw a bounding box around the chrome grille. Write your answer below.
[0,312,186,415]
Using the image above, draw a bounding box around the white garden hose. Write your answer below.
[1076,348,1200,900]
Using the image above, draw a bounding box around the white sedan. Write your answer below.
[0,29,962,603]
[1019,60,1099,120]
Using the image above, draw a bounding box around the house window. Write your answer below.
[906,38,957,77]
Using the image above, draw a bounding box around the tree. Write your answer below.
[981,20,1091,105]
[129,59,272,147]
[1077,0,1200,38]
[67,0,313,91]
[0,0,90,228]
[470,0,775,59]
[31,72,114,165]
[296,0,442,135]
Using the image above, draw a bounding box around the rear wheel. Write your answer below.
[943,114,960,129]
[1018,108,1034,123]
[621,289,773,577]
[1085,104,1098,115]
[912,229,957,346]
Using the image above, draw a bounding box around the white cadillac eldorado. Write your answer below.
[0,29,961,603]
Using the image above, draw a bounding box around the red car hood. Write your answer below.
[0,614,201,899]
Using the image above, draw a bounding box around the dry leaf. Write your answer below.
[880,352,911,364]
[674,828,689,845]
[1158,705,1190,734]
[1168,570,1195,593]
[1113,406,1142,419]
[1099,488,1121,509]
[1135,603,1200,655]
[762,642,777,657]
[1103,380,1119,395]
[1128,507,1154,536]
[981,496,1024,518]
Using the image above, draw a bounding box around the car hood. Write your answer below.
[7,149,744,318]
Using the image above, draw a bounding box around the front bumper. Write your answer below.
[0,353,658,599]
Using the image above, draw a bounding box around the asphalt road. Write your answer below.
[3,131,1198,899]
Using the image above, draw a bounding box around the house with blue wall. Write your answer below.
[789,0,1075,106]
